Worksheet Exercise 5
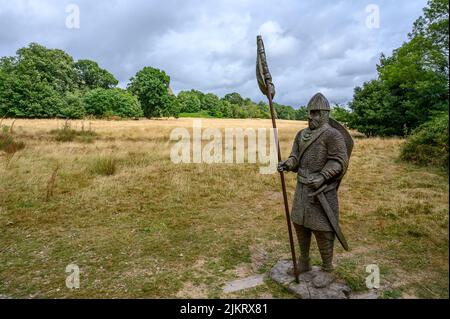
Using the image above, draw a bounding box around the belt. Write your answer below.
[298,175,314,184]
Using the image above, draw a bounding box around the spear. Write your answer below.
[256,35,299,283]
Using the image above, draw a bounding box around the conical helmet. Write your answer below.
[307,93,330,111]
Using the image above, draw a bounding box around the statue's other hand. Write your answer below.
[309,175,325,189]
[277,160,289,172]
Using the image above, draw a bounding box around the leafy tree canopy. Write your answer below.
[84,88,143,118]
[127,66,174,118]
[348,0,449,137]
[75,59,118,90]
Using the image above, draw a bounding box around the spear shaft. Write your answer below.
[265,83,299,284]
[257,35,299,283]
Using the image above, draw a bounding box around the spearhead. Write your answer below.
[256,35,276,99]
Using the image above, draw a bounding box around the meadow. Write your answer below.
[0,118,448,299]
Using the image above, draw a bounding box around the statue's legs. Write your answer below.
[313,231,335,272]
[293,223,312,273]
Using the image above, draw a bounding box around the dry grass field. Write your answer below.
[0,118,448,299]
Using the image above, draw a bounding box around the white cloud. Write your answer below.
[258,21,300,57]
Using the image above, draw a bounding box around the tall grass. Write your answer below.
[90,156,117,176]
[45,163,60,202]
[0,124,25,154]
[51,121,97,143]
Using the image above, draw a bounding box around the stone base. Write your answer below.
[269,260,352,299]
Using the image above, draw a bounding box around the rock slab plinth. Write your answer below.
[269,260,352,299]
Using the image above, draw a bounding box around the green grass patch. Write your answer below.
[51,122,97,143]
[89,157,117,176]
[221,242,251,270]
[178,111,214,118]
[380,288,404,299]
[334,259,368,293]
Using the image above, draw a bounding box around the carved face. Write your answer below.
[308,110,329,130]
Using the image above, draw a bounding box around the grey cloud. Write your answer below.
[0,0,427,106]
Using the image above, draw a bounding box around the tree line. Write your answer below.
[335,0,448,139]
[0,44,306,121]
[335,0,448,170]
[0,0,447,169]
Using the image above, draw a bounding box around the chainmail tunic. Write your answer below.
[285,123,349,232]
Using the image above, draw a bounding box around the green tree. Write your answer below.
[295,106,308,120]
[178,90,202,113]
[84,88,143,118]
[377,35,448,132]
[245,101,262,119]
[410,0,449,75]
[218,100,233,118]
[127,67,173,118]
[274,103,297,120]
[190,90,206,110]
[167,95,181,118]
[0,43,81,118]
[0,70,65,118]
[331,105,351,124]
[348,79,402,136]
[236,104,249,118]
[222,92,244,106]
[202,93,221,116]
[0,65,15,116]
[75,59,118,90]
[256,102,271,119]
[348,0,449,136]
[60,91,86,119]
[14,43,79,94]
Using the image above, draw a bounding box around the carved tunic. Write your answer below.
[285,123,349,232]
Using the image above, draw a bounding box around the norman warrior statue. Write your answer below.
[278,93,353,273]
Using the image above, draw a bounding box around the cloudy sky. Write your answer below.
[0,0,427,107]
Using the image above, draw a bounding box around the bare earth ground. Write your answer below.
[0,118,448,299]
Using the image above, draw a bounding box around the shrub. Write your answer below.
[84,88,143,118]
[53,125,77,142]
[90,157,117,176]
[51,122,97,143]
[400,112,449,170]
[0,125,25,154]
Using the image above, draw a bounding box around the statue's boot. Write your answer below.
[315,231,335,272]
[298,256,312,273]
[288,224,313,276]
[287,256,311,277]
